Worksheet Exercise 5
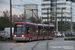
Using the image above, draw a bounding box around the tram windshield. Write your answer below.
[14,24,26,34]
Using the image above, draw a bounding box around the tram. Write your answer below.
[13,20,55,41]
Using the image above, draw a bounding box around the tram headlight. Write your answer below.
[22,35,24,37]
[14,35,16,37]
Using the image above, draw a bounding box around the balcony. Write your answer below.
[42,6,51,8]
[57,14,66,17]
[42,1,51,4]
[42,10,51,13]
[57,5,66,8]
[57,1,66,3]
[42,15,51,17]
[57,9,66,12]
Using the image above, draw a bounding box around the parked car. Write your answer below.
[55,32,62,36]
[62,33,65,36]
[0,35,4,38]
[71,32,75,35]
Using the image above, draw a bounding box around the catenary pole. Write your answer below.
[10,0,12,39]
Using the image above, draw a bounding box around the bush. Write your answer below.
[0,38,13,41]
[64,38,75,41]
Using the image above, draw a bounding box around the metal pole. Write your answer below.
[65,15,67,31]
[61,8,63,36]
[37,9,38,18]
[10,0,12,39]
[24,7,26,20]
[36,9,38,23]
[32,9,33,18]
[47,8,49,22]
[56,0,58,33]
[71,2,73,32]
[50,0,51,23]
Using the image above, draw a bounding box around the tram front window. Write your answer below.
[14,25,25,34]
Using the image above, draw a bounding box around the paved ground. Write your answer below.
[0,38,75,50]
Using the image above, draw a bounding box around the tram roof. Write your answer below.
[14,20,37,26]
[38,24,43,26]
[14,20,55,27]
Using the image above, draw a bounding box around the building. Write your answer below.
[24,4,38,19]
[41,0,75,23]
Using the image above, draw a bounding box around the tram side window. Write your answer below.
[26,26,29,34]
[44,27,49,35]
[33,26,38,35]
[47,28,49,35]
[38,26,43,35]
[29,25,33,34]
[43,29,46,35]
[49,28,51,35]
[45,29,47,35]
[26,25,33,34]
[50,27,54,34]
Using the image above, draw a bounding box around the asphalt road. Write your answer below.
[0,38,75,50]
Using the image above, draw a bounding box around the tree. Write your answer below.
[0,17,10,30]
[37,17,41,23]
[58,21,70,31]
[2,10,10,17]
[0,10,10,30]
[27,17,36,23]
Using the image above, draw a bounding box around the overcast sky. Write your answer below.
[0,0,41,16]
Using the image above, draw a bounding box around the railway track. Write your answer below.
[10,43,25,50]
[31,42,39,50]
[31,41,49,50]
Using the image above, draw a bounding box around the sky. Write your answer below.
[0,0,41,16]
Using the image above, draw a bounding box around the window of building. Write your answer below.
[42,13,49,15]
[42,17,47,19]
[57,3,66,5]
[57,0,66,1]
[42,8,51,10]
[51,0,57,2]
[43,0,50,1]
[42,4,50,6]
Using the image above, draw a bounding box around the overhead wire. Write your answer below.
[12,0,41,14]
[20,0,34,4]
[20,0,41,5]
[0,1,9,4]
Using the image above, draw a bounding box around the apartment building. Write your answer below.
[41,0,75,23]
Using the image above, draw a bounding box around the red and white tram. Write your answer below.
[13,20,55,41]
